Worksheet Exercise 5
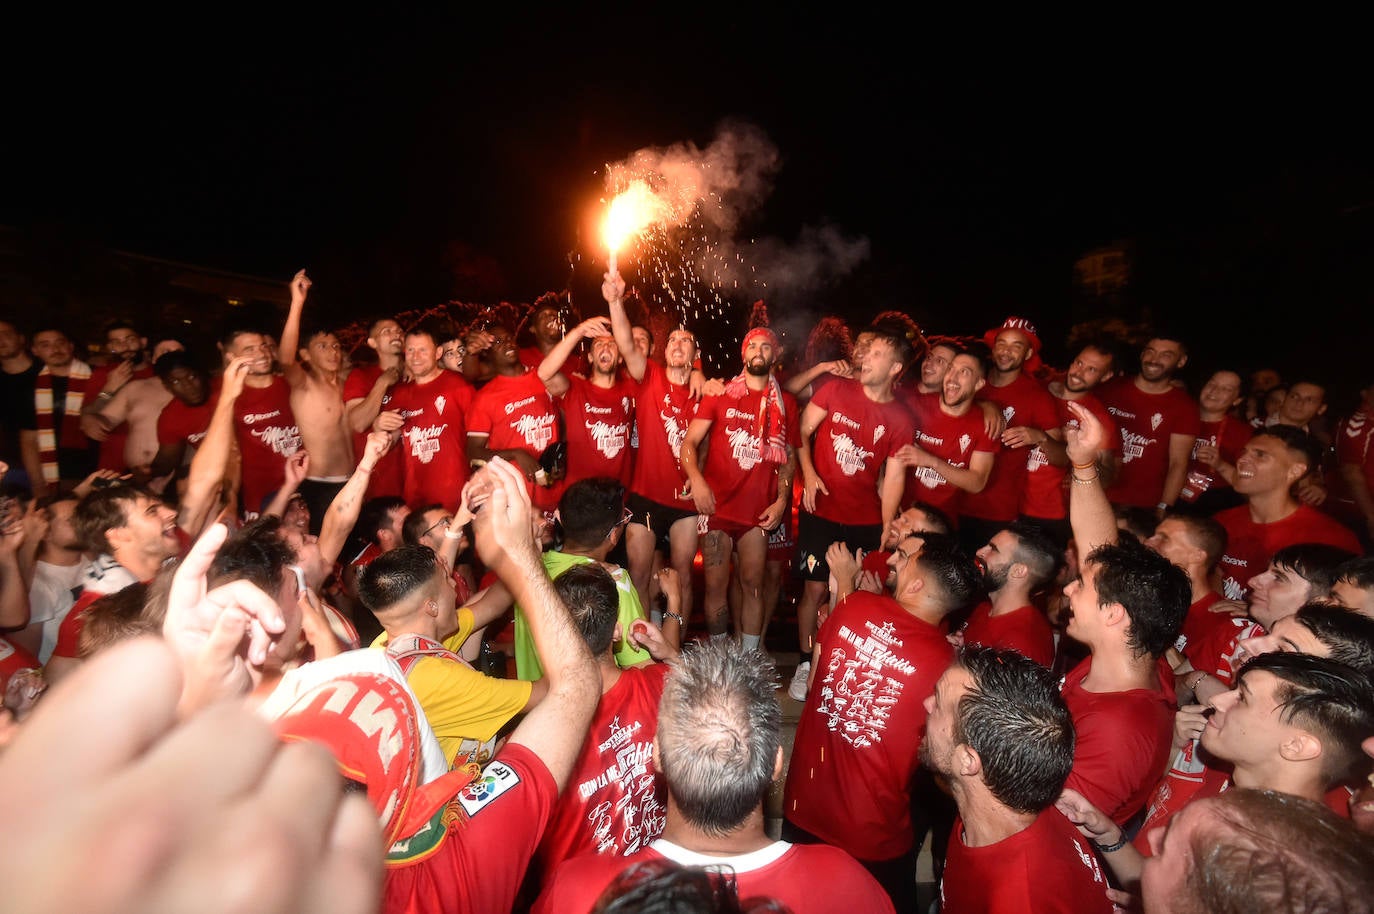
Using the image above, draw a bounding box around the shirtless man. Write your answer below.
[278,270,354,532]
[87,340,184,480]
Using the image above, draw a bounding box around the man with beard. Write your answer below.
[343,316,406,500]
[539,316,635,487]
[602,270,700,630]
[520,292,586,378]
[1020,340,1119,548]
[24,327,95,496]
[960,317,1061,552]
[467,321,565,513]
[1099,333,1200,515]
[219,323,300,520]
[381,323,475,512]
[922,647,1114,913]
[276,271,357,532]
[679,327,798,643]
[79,320,154,474]
[960,520,1059,667]
[888,345,999,521]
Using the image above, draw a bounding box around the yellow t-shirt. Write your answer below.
[371,609,532,770]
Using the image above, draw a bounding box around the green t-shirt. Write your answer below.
[513,551,650,680]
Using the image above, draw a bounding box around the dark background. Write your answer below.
[5,15,1371,400]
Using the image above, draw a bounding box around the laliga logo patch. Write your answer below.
[806,553,818,573]
[874,424,886,444]
[959,433,972,453]
[434,395,446,415]
[457,760,521,817]
[1150,412,1163,431]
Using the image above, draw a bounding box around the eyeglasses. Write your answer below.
[423,515,452,538]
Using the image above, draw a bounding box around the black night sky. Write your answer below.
[6,16,1372,396]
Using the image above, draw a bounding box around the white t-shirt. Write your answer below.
[27,559,89,663]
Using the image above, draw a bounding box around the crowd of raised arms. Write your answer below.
[1,268,1372,914]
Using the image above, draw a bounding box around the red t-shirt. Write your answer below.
[560,374,636,487]
[784,591,953,861]
[1060,656,1176,826]
[534,840,895,914]
[156,393,217,450]
[1175,591,1239,673]
[1179,416,1251,501]
[806,379,915,526]
[388,371,474,512]
[960,601,1055,668]
[521,344,585,378]
[629,360,698,507]
[1133,756,1231,856]
[0,636,40,694]
[536,663,669,876]
[382,743,555,914]
[903,402,999,517]
[694,386,800,528]
[1021,393,1118,521]
[1215,504,1363,601]
[342,364,405,500]
[467,370,563,511]
[941,808,1114,913]
[1337,406,1374,494]
[962,374,1058,523]
[233,377,300,517]
[1099,379,1201,508]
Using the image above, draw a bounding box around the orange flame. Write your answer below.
[602,180,672,255]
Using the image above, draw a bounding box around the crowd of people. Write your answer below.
[1,266,1373,913]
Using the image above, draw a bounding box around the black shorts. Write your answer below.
[795,511,883,582]
[626,492,697,554]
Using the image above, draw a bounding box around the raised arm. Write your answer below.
[1065,400,1119,552]
[603,271,646,382]
[318,431,393,570]
[538,317,611,396]
[178,357,251,536]
[276,270,311,386]
[469,457,598,789]
[784,360,852,400]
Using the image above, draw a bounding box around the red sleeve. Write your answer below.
[50,591,102,660]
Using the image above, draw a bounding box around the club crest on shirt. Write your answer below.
[434,395,447,415]
[1002,406,1015,423]
[457,760,521,817]
[874,424,886,444]
[959,433,972,453]
[1150,412,1163,431]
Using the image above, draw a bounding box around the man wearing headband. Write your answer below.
[679,327,798,647]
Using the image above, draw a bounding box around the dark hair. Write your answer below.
[555,562,620,655]
[102,319,141,339]
[1086,540,1190,658]
[153,348,204,380]
[1335,555,1374,590]
[1179,789,1374,914]
[401,503,446,546]
[1163,512,1229,570]
[1113,505,1156,543]
[74,486,152,553]
[219,322,269,349]
[954,646,1076,813]
[1270,543,1360,597]
[1003,520,1061,589]
[1143,330,1188,356]
[1236,651,1374,787]
[949,340,992,379]
[657,640,781,836]
[913,533,981,613]
[592,859,788,914]
[1292,603,1374,677]
[1073,337,1120,373]
[803,316,853,366]
[907,501,954,536]
[866,313,925,373]
[356,545,439,615]
[208,516,296,594]
[1251,425,1322,478]
[558,477,626,547]
[355,496,408,546]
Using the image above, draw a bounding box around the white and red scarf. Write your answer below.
[34,360,91,484]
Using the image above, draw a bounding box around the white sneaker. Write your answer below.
[788,661,811,702]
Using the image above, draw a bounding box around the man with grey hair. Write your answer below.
[534,640,893,914]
